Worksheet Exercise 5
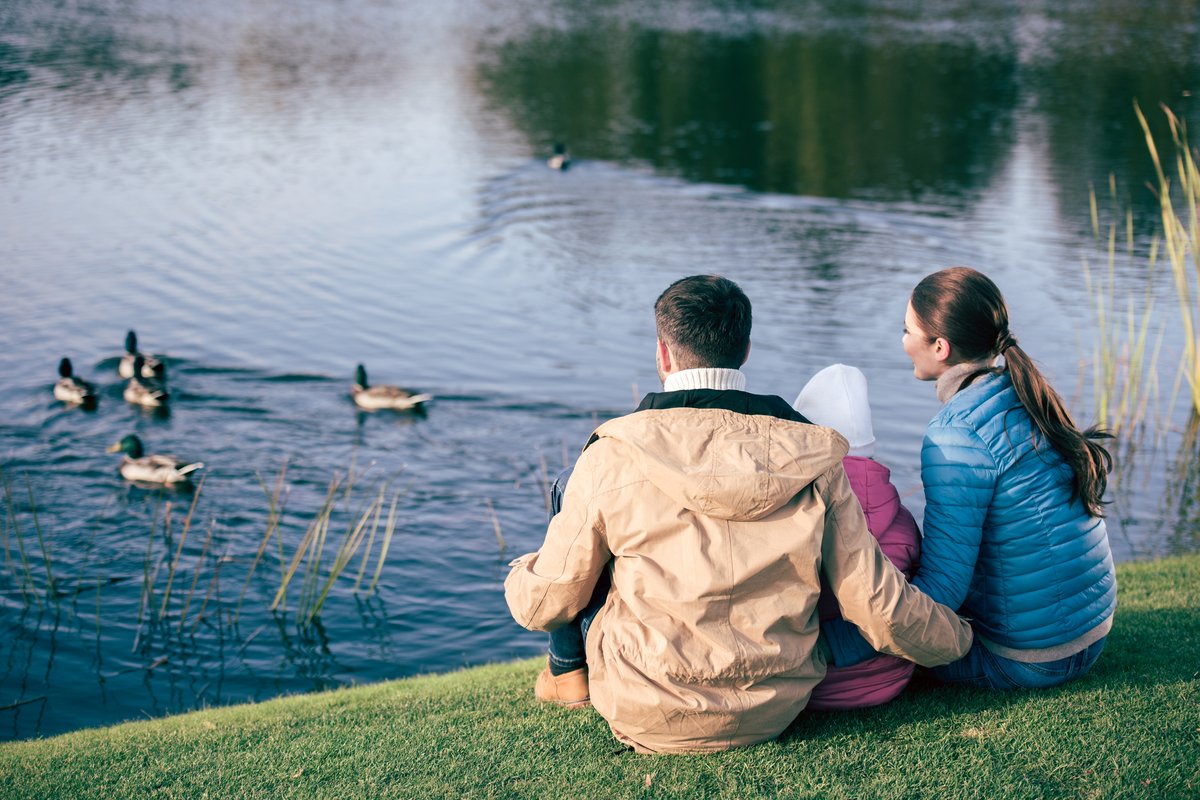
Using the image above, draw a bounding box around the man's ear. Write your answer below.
[741,339,751,367]
[657,338,673,374]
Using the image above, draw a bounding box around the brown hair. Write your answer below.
[910,267,1112,516]
[654,275,752,370]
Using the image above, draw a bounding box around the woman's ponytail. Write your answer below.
[1001,342,1112,516]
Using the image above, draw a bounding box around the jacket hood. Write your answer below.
[590,407,848,522]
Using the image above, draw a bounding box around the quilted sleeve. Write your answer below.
[911,421,997,610]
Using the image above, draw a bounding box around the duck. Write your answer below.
[123,355,169,407]
[53,357,98,406]
[547,142,571,171]
[351,364,431,411]
[107,434,203,485]
[118,330,163,379]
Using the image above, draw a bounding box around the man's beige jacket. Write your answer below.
[505,407,972,753]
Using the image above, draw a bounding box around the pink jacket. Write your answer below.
[809,455,922,710]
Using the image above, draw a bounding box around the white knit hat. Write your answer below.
[792,363,876,458]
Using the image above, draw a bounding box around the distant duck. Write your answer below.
[351,364,431,411]
[54,357,98,406]
[118,330,163,379]
[123,355,169,407]
[547,142,571,171]
[107,434,203,485]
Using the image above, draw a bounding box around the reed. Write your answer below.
[1136,101,1200,415]
[368,491,401,594]
[158,476,204,621]
[178,520,216,633]
[191,546,228,634]
[1081,180,1164,436]
[486,498,506,552]
[270,476,340,613]
[296,504,330,624]
[1,479,24,597]
[2,469,38,604]
[538,453,551,514]
[308,490,383,622]
[133,499,165,652]
[236,461,290,624]
[352,486,387,593]
[22,477,57,600]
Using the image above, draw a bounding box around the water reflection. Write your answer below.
[480,24,1019,200]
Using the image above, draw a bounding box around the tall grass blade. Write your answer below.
[309,492,382,621]
[368,492,401,594]
[353,487,387,593]
[24,477,56,600]
[159,475,205,620]
[486,498,506,552]
[3,470,38,605]
[192,547,228,634]
[236,461,289,624]
[178,520,216,633]
[132,498,164,651]
[270,476,340,613]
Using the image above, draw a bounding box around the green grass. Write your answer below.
[2,556,1198,800]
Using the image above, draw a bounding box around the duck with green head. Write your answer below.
[107,434,203,485]
[119,330,163,379]
[352,364,431,411]
[54,357,98,406]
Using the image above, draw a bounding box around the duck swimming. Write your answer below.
[118,330,163,379]
[123,355,169,407]
[54,357,97,406]
[547,142,571,171]
[351,364,431,411]
[107,434,203,485]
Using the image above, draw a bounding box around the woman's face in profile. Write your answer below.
[902,302,948,381]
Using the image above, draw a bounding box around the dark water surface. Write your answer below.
[2,0,1199,739]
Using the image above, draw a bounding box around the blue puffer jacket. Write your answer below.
[912,370,1116,651]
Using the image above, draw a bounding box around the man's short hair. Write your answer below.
[654,275,752,370]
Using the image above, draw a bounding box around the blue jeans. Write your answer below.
[932,636,1106,690]
[545,467,608,674]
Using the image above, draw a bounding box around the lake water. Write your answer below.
[2,0,1199,740]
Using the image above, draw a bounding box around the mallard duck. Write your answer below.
[351,364,431,411]
[107,434,203,485]
[547,142,571,171]
[118,330,163,379]
[53,357,97,406]
[123,356,169,407]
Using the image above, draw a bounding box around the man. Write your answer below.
[505,275,972,754]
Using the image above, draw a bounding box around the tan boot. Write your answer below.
[535,664,590,709]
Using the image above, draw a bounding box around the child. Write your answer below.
[793,364,921,709]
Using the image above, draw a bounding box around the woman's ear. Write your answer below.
[933,337,953,363]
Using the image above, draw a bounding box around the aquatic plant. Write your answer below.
[236,461,290,624]
[1082,177,1164,436]
[1136,102,1200,415]
[485,498,506,552]
[158,476,204,621]
[265,466,405,625]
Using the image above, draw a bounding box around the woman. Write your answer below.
[901,266,1115,689]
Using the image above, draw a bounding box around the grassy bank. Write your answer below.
[1,556,1198,800]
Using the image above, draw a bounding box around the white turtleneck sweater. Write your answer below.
[662,368,747,393]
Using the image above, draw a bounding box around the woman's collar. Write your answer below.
[936,359,998,403]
